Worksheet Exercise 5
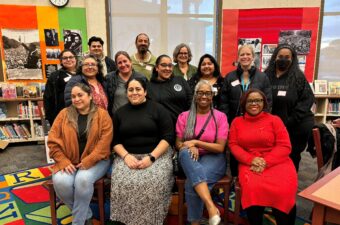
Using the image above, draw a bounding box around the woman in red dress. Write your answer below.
[228,88,297,225]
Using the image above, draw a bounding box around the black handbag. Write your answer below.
[173,110,214,177]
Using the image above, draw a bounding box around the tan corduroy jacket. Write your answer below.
[48,107,113,173]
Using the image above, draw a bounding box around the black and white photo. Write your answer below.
[44,29,59,47]
[262,44,277,55]
[46,48,61,60]
[63,29,82,55]
[1,29,43,80]
[279,30,312,54]
[44,64,59,79]
[261,55,271,71]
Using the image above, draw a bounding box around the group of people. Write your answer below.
[44,32,315,225]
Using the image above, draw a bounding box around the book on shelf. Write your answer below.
[328,81,340,95]
[13,123,29,139]
[314,80,328,95]
[0,103,7,119]
[328,100,340,114]
[0,83,17,99]
[17,102,29,118]
[20,124,32,138]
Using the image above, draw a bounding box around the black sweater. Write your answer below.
[268,70,314,128]
[147,75,192,126]
[44,69,73,125]
[113,100,174,154]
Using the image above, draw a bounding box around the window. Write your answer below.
[108,0,217,65]
[317,0,340,81]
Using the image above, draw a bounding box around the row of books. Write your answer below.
[314,80,340,95]
[0,122,44,140]
[0,123,31,140]
[328,101,340,114]
[17,102,41,118]
[0,83,45,99]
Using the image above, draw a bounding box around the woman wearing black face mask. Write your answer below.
[265,44,314,172]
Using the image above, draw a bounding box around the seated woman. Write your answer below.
[48,83,113,225]
[110,77,174,225]
[176,80,229,225]
[228,89,297,225]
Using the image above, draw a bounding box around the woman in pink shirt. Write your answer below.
[176,80,229,225]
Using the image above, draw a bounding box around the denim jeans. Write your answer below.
[52,159,110,225]
[179,149,227,222]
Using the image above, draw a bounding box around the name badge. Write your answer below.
[145,65,153,71]
[231,80,240,87]
[64,76,71,82]
[277,90,287,96]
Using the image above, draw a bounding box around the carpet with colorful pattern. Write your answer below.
[0,165,311,225]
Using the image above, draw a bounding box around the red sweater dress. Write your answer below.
[229,112,297,213]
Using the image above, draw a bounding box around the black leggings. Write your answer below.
[246,205,296,225]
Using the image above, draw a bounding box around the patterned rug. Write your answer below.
[0,165,311,225]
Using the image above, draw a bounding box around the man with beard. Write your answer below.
[131,33,156,80]
[87,36,117,76]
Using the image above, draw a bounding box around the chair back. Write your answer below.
[312,128,324,171]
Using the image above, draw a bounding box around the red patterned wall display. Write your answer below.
[221,8,320,82]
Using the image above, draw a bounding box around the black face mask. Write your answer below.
[276,58,291,71]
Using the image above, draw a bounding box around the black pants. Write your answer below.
[246,205,296,225]
[288,119,314,171]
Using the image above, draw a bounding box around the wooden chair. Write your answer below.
[176,175,232,225]
[312,128,324,171]
[44,178,106,225]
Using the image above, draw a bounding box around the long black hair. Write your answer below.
[265,44,301,78]
[196,54,221,78]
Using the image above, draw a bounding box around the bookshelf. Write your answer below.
[0,97,44,143]
[314,95,340,124]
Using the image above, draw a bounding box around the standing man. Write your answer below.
[87,36,117,76]
[131,33,157,80]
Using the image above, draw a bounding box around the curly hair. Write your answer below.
[77,54,105,83]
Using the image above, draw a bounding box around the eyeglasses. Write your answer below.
[246,99,264,105]
[196,91,213,97]
[61,56,75,60]
[178,52,188,55]
[82,63,98,67]
[159,63,173,68]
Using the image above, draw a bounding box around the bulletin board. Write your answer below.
[0,5,88,82]
[220,7,320,82]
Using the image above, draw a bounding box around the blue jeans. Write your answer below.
[52,160,110,225]
[179,149,227,222]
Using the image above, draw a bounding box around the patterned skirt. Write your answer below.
[110,149,174,225]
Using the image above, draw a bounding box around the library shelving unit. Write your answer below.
[314,94,340,124]
[0,97,44,143]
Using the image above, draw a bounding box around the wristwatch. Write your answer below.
[148,154,156,163]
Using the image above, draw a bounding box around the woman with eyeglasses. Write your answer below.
[188,54,224,109]
[176,80,229,225]
[265,44,314,171]
[228,89,297,225]
[219,44,272,177]
[172,43,197,80]
[110,77,174,225]
[64,55,108,110]
[147,54,192,126]
[44,49,78,125]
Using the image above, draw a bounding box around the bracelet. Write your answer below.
[122,153,129,160]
